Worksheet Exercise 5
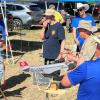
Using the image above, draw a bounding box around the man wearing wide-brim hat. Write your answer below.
[77,20,100,61]
[61,42,100,100]
[71,3,96,52]
[60,21,99,65]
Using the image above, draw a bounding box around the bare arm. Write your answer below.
[60,18,65,24]
[40,27,46,40]
[40,21,48,40]
[61,74,72,88]
[57,39,66,60]
[39,16,46,25]
[60,39,66,53]
[61,57,84,88]
[72,28,79,45]
[65,50,85,66]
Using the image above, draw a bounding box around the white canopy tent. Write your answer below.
[0,0,16,64]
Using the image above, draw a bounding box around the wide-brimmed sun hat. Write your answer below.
[78,20,97,33]
[43,9,55,16]
[49,4,55,9]
[77,3,89,11]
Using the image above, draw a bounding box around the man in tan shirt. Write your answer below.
[61,21,99,66]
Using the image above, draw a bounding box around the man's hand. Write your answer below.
[42,20,48,29]
[39,16,46,25]
[66,54,78,62]
[57,53,65,62]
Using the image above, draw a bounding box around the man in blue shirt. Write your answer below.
[0,20,6,40]
[61,43,100,100]
[71,3,96,51]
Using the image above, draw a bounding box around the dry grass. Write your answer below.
[0,27,78,100]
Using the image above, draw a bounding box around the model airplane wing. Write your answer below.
[30,62,69,74]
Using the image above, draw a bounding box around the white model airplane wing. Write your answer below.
[30,63,69,74]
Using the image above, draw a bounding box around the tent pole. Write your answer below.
[92,3,96,16]
[4,1,9,60]
[4,1,14,64]
[57,1,60,11]
[74,2,77,16]
[45,0,47,10]
[1,1,14,64]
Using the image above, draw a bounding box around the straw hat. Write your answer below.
[43,9,55,16]
[78,20,97,33]
[78,20,100,43]
[77,3,89,11]
[49,4,55,9]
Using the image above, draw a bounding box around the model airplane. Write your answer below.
[19,61,71,90]
[19,61,69,74]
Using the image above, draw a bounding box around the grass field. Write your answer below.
[0,23,99,100]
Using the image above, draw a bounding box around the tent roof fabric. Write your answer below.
[59,0,99,2]
[0,0,16,2]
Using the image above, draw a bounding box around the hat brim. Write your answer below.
[78,28,92,36]
[78,27,91,32]
[77,4,89,11]
[78,26,97,33]
[43,13,55,16]
[43,9,55,16]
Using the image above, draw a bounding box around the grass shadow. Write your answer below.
[8,31,26,36]
[2,73,31,90]
[30,26,42,30]
[0,87,26,99]
[10,39,42,52]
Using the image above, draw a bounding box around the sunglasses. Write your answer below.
[78,7,85,12]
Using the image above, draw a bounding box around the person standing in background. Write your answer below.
[40,4,65,25]
[49,4,65,24]
[71,3,96,52]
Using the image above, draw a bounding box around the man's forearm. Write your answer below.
[72,28,79,45]
[72,28,77,41]
[61,73,72,88]
[40,28,45,40]
[60,18,65,24]
[60,39,66,53]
